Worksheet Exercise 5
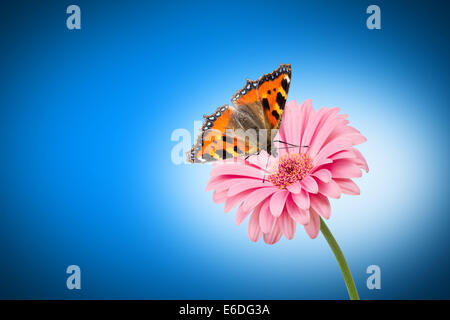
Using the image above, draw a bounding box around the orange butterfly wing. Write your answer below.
[187,105,252,163]
[232,64,291,128]
[187,64,291,163]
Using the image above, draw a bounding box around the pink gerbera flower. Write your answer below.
[206,99,368,244]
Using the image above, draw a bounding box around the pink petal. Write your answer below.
[223,189,254,213]
[329,159,363,179]
[269,190,289,217]
[351,148,369,173]
[278,100,303,152]
[263,225,282,245]
[318,113,348,141]
[208,177,254,193]
[307,109,342,158]
[311,158,333,170]
[310,193,331,219]
[247,150,276,171]
[301,176,318,194]
[213,190,228,204]
[273,129,290,157]
[334,178,360,195]
[291,189,310,210]
[227,179,272,197]
[317,179,341,199]
[301,107,327,148]
[273,137,300,156]
[259,200,276,233]
[313,138,353,167]
[286,195,310,224]
[248,205,262,242]
[287,181,302,194]
[312,169,332,183]
[242,187,278,212]
[304,209,321,239]
[276,99,314,157]
[235,203,251,226]
[273,141,289,157]
[210,164,264,179]
[329,125,367,147]
[205,175,227,192]
[329,150,355,161]
[346,132,367,146]
[278,211,296,239]
[297,99,314,140]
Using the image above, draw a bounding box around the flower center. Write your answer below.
[268,153,313,189]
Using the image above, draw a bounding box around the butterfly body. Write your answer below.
[188,64,291,163]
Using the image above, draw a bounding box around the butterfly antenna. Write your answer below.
[273,140,309,150]
[244,150,260,161]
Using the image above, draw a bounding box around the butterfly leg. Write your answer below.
[244,149,262,161]
[262,154,270,183]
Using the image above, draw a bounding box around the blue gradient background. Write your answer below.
[0,0,449,299]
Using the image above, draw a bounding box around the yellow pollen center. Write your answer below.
[268,153,313,189]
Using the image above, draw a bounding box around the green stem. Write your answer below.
[320,217,360,300]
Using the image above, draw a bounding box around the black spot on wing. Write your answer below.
[202,153,215,162]
[271,110,280,120]
[216,149,234,160]
[281,78,289,94]
[233,145,244,154]
[262,98,270,111]
[276,92,286,110]
[222,135,234,144]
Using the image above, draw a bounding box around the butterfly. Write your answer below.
[187,64,291,163]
